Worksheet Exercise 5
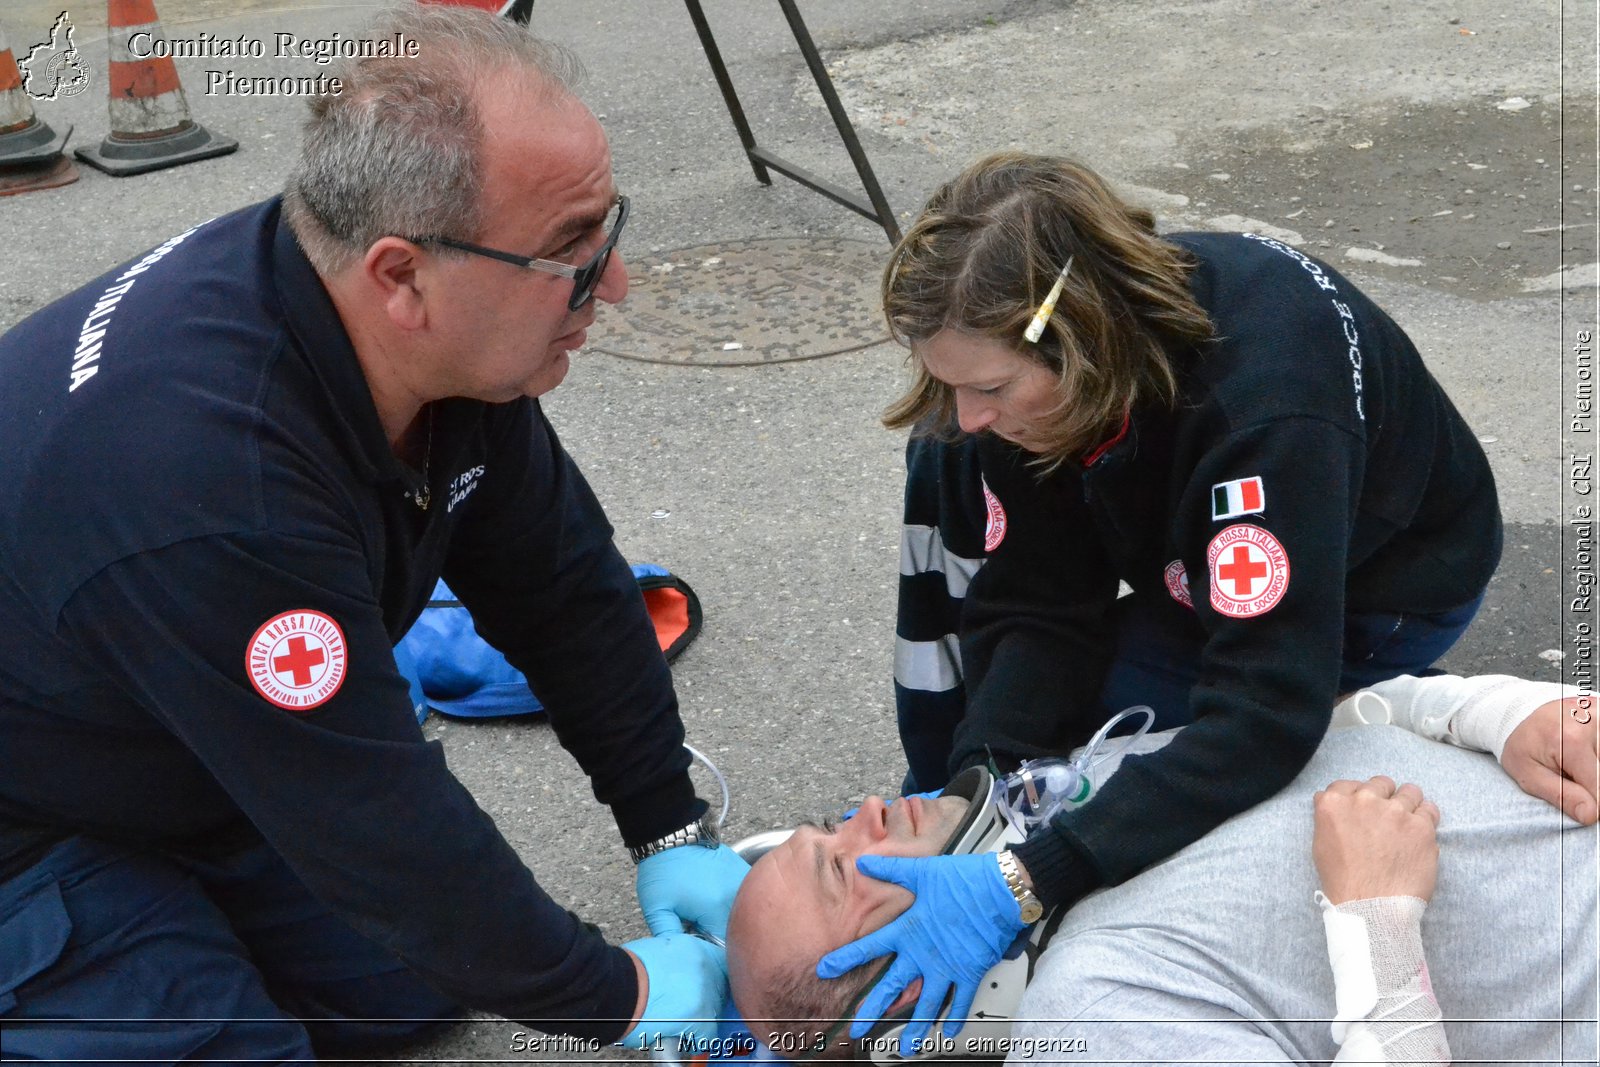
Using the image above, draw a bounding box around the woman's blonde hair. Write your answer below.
[881,152,1215,471]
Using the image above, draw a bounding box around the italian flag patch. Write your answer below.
[1211,476,1265,521]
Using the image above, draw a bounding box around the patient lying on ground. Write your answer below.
[726,678,1597,1065]
[727,791,973,1057]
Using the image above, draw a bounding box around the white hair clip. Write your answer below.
[1023,255,1074,343]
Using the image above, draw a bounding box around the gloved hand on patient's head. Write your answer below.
[620,932,729,1050]
[816,852,1023,1056]
[636,842,752,941]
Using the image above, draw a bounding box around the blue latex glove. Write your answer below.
[844,788,942,822]
[619,932,729,1051]
[815,853,1024,1055]
[636,843,751,940]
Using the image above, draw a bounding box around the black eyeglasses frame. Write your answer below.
[412,194,629,312]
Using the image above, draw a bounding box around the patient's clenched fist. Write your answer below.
[1312,775,1441,905]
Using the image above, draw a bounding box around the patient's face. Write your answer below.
[727,794,971,1028]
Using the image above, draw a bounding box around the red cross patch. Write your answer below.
[1163,559,1193,609]
[1206,525,1290,617]
[982,479,1007,552]
[246,609,348,712]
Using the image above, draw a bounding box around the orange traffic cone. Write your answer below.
[0,19,78,196]
[75,0,236,177]
[416,0,523,14]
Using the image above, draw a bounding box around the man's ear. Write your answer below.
[364,237,429,332]
[885,978,922,1015]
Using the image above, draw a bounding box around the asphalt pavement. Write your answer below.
[1,1,1595,1062]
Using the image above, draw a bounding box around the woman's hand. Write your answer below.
[1312,776,1441,904]
[815,853,1024,1055]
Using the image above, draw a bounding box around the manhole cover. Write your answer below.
[590,237,889,366]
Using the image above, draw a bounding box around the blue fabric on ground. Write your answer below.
[395,564,693,722]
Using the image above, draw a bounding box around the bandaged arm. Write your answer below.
[1331,674,1580,759]
[1317,892,1450,1066]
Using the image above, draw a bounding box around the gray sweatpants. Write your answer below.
[1012,726,1597,1065]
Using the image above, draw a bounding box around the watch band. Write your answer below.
[997,849,1044,924]
[627,816,719,865]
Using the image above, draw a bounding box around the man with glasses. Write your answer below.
[0,5,744,1061]
[416,194,629,313]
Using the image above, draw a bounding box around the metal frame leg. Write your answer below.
[773,0,899,242]
[683,0,772,186]
[504,0,899,243]
[684,0,900,242]
[503,0,767,187]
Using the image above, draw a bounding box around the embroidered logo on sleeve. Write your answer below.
[982,478,1007,552]
[246,610,348,712]
[1210,476,1266,521]
[1206,525,1290,617]
[1163,559,1193,609]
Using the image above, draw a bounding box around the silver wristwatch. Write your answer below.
[628,816,719,865]
[997,850,1044,923]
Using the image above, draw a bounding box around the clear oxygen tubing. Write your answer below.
[673,744,732,950]
[647,745,746,1066]
[991,704,1156,838]
[684,742,731,828]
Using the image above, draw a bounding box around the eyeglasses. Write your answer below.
[414,195,629,312]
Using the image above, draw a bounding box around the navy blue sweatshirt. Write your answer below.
[0,199,704,1039]
[946,233,1504,908]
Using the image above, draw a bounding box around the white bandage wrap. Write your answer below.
[1330,674,1584,760]
[1316,892,1449,1066]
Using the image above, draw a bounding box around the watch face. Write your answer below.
[1020,900,1044,923]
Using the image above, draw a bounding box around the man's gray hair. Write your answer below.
[755,954,882,1061]
[283,3,584,275]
